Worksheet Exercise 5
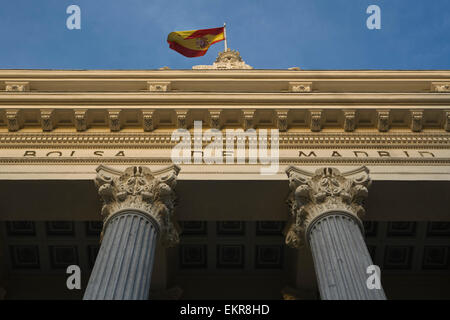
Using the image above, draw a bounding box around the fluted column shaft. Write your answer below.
[307,212,386,300]
[83,211,158,300]
[83,165,180,300]
[285,166,387,300]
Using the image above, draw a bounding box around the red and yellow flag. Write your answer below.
[167,27,225,57]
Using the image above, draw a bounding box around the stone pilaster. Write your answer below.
[83,164,180,300]
[285,166,386,300]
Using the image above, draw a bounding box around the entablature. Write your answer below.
[0,69,449,93]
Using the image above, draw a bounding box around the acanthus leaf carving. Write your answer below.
[95,164,181,247]
[284,166,371,249]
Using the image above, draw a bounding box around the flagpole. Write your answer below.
[223,22,228,51]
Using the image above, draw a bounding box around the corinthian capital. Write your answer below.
[95,164,181,247]
[284,166,371,248]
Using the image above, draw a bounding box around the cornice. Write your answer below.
[0,68,449,95]
[0,92,449,104]
[1,69,450,79]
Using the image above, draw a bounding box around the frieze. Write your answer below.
[0,148,448,166]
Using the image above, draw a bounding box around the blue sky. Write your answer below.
[0,0,449,70]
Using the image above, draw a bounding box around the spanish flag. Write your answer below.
[167,27,225,58]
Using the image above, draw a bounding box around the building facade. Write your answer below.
[0,50,449,299]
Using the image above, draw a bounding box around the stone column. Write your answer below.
[285,166,386,300]
[83,165,180,300]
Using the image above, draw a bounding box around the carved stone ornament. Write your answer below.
[209,109,222,129]
[176,109,188,129]
[289,82,312,93]
[40,109,55,132]
[343,110,356,132]
[243,109,255,130]
[310,110,322,132]
[431,82,450,93]
[142,109,155,132]
[410,110,423,132]
[148,81,171,92]
[5,81,29,92]
[444,110,450,132]
[377,110,390,132]
[108,109,121,132]
[276,109,289,132]
[74,109,87,132]
[95,164,181,247]
[284,166,371,249]
[6,109,21,131]
[192,49,253,70]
